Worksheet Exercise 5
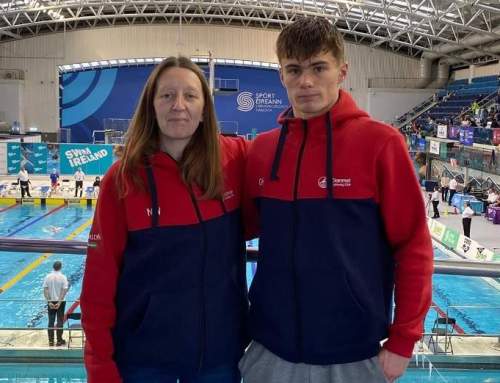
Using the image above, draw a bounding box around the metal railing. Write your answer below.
[395,94,440,128]
[1,238,500,278]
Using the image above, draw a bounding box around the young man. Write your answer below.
[241,17,433,383]
[43,261,69,347]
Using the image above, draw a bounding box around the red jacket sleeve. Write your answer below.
[376,134,433,358]
[80,165,127,383]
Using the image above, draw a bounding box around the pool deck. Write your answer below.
[425,194,500,252]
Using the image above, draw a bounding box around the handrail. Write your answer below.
[395,94,440,128]
[439,163,500,192]
[1,238,500,278]
[0,238,87,254]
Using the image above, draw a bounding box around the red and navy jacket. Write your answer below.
[81,136,249,383]
[244,90,433,365]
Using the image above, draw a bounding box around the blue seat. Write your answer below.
[84,186,94,198]
[40,186,50,197]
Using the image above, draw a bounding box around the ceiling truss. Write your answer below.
[0,0,499,65]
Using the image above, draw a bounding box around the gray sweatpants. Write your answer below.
[239,342,388,383]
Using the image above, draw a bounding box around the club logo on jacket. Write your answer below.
[146,207,161,216]
[258,177,264,186]
[318,177,352,189]
[88,232,101,248]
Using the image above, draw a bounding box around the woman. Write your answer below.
[80,57,248,383]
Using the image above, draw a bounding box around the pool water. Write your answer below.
[0,364,499,382]
[0,206,499,338]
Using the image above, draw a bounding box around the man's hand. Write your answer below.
[378,348,410,383]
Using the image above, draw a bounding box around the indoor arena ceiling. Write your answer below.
[0,0,499,66]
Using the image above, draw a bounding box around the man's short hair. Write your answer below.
[53,261,62,271]
[276,17,345,64]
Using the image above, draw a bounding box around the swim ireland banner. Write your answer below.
[59,144,113,175]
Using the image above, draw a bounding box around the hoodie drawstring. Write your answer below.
[270,122,289,181]
[325,113,333,199]
[270,113,334,200]
[144,159,159,228]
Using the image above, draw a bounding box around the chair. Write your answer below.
[66,312,85,348]
[84,186,94,198]
[428,316,456,354]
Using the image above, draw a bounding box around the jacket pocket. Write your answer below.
[122,289,200,367]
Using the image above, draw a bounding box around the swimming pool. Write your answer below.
[0,363,499,383]
[0,204,499,338]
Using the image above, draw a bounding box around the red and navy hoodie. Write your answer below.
[244,90,433,365]
[81,136,249,383]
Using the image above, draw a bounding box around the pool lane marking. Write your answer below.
[0,203,18,213]
[0,216,93,294]
[431,300,465,335]
[6,204,66,237]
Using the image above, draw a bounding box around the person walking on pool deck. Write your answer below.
[18,166,32,198]
[431,186,440,218]
[80,56,248,383]
[74,167,85,198]
[43,261,69,347]
[241,17,433,383]
[462,201,474,238]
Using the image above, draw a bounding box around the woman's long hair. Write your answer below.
[117,56,222,199]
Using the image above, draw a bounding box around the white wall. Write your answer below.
[0,24,420,133]
[366,88,437,123]
[0,80,24,128]
[452,62,500,81]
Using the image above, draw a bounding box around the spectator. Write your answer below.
[43,261,69,347]
[471,100,480,118]
[74,167,85,198]
[484,188,499,213]
[18,166,31,198]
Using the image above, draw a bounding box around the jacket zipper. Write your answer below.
[291,120,308,359]
[188,188,207,371]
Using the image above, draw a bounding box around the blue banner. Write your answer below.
[21,143,48,174]
[60,64,288,142]
[459,127,474,146]
[7,143,21,175]
[59,144,114,175]
[47,143,60,173]
[214,66,288,135]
